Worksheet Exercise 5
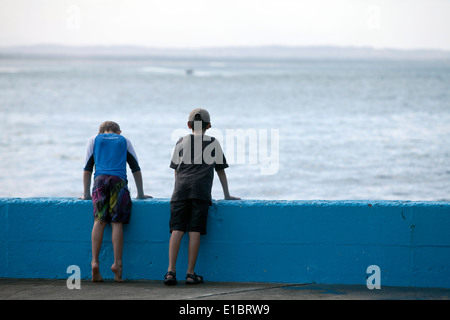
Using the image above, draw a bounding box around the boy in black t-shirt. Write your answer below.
[164,108,240,285]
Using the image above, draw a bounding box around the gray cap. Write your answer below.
[189,108,211,123]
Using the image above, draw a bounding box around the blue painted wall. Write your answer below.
[1,198,449,288]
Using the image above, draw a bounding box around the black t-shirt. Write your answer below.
[170,134,229,203]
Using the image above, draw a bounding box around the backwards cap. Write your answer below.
[189,108,210,123]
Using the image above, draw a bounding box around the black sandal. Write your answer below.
[164,271,177,285]
[186,273,204,285]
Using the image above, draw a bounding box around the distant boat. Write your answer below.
[185,69,194,75]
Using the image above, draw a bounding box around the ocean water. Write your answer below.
[0,56,449,201]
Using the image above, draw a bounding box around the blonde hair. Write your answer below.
[98,121,121,134]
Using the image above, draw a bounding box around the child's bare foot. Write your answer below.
[111,263,123,282]
[91,262,103,282]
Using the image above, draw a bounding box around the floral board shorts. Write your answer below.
[92,175,132,224]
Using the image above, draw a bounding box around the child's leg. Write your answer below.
[185,199,208,282]
[111,222,124,282]
[167,230,184,277]
[91,220,106,282]
[187,231,200,277]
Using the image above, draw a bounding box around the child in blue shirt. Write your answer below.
[81,121,151,282]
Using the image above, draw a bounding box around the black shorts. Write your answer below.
[169,199,210,235]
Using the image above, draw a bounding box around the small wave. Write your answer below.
[193,70,221,77]
[0,67,20,74]
[140,66,185,75]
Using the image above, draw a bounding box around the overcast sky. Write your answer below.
[1,0,449,50]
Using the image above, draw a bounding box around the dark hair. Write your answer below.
[189,113,209,131]
[98,121,121,134]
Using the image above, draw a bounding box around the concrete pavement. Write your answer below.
[1,278,449,300]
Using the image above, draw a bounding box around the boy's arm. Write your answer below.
[125,138,151,199]
[80,136,95,200]
[132,170,152,199]
[216,169,240,200]
[80,170,93,200]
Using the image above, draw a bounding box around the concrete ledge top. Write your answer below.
[1,197,449,208]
